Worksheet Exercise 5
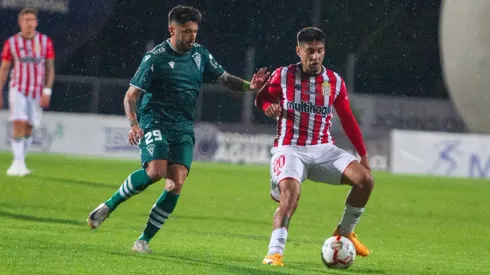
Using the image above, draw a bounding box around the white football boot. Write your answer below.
[7,160,31,177]
[6,160,20,176]
[17,161,31,176]
[132,240,152,254]
[87,203,111,229]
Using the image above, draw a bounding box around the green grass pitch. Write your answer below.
[0,152,489,274]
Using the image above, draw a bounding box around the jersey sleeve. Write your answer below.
[46,37,55,59]
[333,79,367,157]
[1,40,12,61]
[254,68,282,111]
[202,46,226,81]
[130,53,156,92]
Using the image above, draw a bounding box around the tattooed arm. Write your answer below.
[44,59,55,89]
[124,86,142,127]
[217,72,250,92]
[125,86,144,145]
[217,68,270,92]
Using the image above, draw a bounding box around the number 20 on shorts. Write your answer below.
[145,130,162,145]
[273,155,286,174]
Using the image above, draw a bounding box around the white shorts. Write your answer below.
[269,144,357,202]
[9,88,42,127]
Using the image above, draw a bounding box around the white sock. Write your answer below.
[24,136,33,154]
[11,137,25,162]
[338,204,365,235]
[267,227,288,255]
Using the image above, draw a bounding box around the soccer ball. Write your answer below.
[321,236,356,269]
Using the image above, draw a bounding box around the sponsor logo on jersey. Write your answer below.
[168,61,175,68]
[286,101,332,117]
[19,57,43,63]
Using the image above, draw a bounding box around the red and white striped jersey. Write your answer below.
[1,32,55,99]
[255,63,366,156]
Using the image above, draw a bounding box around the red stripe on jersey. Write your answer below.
[7,38,15,88]
[34,34,42,99]
[311,74,325,145]
[321,70,338,143]
[17,36,28,96]
[274,70,283,147]
[296,74,311,146]
[282,65,296,145]
[12,36,20,91]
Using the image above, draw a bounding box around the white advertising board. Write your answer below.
[391,130,490,178]
[0,110,390,170]
[0,110,140,159]
[0,111,277,164]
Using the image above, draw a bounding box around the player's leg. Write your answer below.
[24,124,33,152]
[7,90,29,176]
[309,145,374,256]
[24,98,41,155]
[87,129,168,229]
[263,152,306,266]
[133,135,192,253]
[333,161,373,256]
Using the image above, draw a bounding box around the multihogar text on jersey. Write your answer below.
[286,101,332,117]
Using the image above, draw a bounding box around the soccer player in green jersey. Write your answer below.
[87,5,270,253]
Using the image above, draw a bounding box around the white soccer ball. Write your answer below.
[321,236,356,269]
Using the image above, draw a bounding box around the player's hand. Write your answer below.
[128,125,144,146]
[0,97,3,109]
[250,67,271,91]
[40,94,50,109]
[360,155,371,171]
[265,103,282,118]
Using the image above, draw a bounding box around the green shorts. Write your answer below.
[138,127,195,171]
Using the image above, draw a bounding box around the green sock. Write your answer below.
[138,190,180,242]
[105,169,153,211]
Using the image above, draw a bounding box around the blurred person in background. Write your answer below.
[0,7,55,176]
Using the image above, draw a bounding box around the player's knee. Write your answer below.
[358,171,374,191]
[145,166,166,182]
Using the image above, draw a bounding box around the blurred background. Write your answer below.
[0,0,488,177]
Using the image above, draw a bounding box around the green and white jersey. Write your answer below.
[130,39,225,134]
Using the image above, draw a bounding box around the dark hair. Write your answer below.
[168,5,202,25]
[18,7,38,20]
[297,27,325,44]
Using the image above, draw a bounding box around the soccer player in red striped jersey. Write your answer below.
[0,8,55,176]
[256,27,374,267]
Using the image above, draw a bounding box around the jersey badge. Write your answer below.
[192,53,201,69]
[322,82,331,96]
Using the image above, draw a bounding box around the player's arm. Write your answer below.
[217,72,249,91]
[0,60,11,93]
[254,68,282,117]
[124,86,142,127]
[124,86,143,145]
[333,79,369,169]
[0,40,12,108]
[44,59,55,90]
[41,38,56,108]
[126,53,154,145]
[217,69,270,92]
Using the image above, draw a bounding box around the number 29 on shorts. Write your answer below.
[144,129,162,145]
